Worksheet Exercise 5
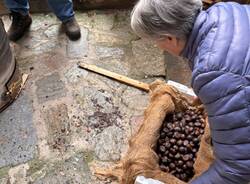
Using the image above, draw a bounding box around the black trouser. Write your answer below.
[0,18,15,100]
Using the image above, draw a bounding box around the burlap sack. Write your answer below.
[95,80,214,184]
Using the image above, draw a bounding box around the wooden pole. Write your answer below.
[78,63,150,92]
[202,0,214,4]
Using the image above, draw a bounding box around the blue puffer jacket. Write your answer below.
[182,2,250,184]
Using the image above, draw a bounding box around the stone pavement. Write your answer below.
[0,11,190,184]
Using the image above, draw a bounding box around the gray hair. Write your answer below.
[131,0,202,40]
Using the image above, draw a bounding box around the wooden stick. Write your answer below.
[202,0,214,4]
[78,63,150,92]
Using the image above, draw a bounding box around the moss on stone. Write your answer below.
[0,166,10,178]
[82,151,95,163]
[28,159,46,174]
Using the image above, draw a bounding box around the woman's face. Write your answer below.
[156,36,186,56]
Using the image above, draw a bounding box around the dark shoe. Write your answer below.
[0,63,23,113]
[62,17,81,41]
[8,11,32,41]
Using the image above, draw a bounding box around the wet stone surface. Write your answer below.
[130,39,166,79]
[95,46,124,60]
[0,10,172,183]
[64,65,89,84]
[43,104,71,152]
[32,153,92,184]
[0,93,37,168]
[67,27,89,58]
[94,126,124,161]
[36,73,67,103]
[0,178,8,184]
[164,52,191,87]
[74,85,124,134]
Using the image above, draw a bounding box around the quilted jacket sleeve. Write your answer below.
[190,70,250,184]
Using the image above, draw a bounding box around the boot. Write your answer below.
[0,64,22,113]
[8,11,32,41]
[0,19,22,112]
[62,17,81,41]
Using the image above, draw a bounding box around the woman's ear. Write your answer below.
[166,35,178,46]
[167,36,172,41]
[156,35,186,55]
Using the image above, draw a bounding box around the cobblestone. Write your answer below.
[67,27,89,58]
[33,153,92,184]
[94,126,124,161]
[36,73,67,103]
[0,93,37,168]
[42,104,71,152]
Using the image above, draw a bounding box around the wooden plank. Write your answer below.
[22,74,29,88]
[202,0,214,4]
[78,63,150,92]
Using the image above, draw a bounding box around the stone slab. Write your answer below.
[94,126,124,161]
[66,27,89,58]
[95,46,124,60]
[164,52,192,87]
[64,65,89,84]
[36,73,67,103]
[0,93,37,168]
[42,104,70,152]
[33,153,92,184]
[130,39,166,79]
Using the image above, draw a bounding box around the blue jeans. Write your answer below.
[4,0,74,22]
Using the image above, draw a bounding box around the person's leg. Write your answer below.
[4,0,32,41]
[4,0,29,15]
[47,0,74,22]
[47,0,81,40]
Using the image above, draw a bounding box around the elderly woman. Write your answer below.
[131,0,250,184]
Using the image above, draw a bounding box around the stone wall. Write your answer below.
[0,0,136,15]
[164,52,192,87]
